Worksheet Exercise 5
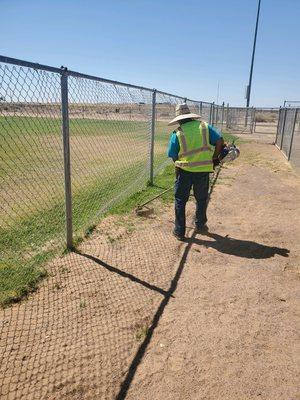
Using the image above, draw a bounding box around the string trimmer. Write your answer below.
[135,141,240,214]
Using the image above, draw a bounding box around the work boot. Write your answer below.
[195,224,209,234]
[172,230,185,241]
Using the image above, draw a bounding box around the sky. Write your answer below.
[1,0,299,107]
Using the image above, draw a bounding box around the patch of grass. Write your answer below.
[109,164,175,215]
[59,266,70,274]
[135,326,149,341]
[107,235,116,244]
[222,131,242,143]
[53,282,62,290]
[0,252,51,307]
[0,116,158,137]
[79,300,86,309]
[0,160,148,306]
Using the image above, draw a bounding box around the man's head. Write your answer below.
[168,103,202,126]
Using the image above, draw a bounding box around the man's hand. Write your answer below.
[213,138,224,160]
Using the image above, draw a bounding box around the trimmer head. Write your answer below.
[219,142,240,164]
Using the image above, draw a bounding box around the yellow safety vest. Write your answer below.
[175,120,214,172]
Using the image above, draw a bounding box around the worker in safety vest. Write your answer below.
[167,103,224,241]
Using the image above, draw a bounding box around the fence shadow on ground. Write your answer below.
[115,168,222,399]
[115,230,197,400]
[76,251,171,298]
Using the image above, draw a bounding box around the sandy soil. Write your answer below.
[0,133,299,400]
[125,136,300,400]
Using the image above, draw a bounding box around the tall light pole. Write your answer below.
[246,0,261,107]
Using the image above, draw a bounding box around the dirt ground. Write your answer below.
[0,133,299,400]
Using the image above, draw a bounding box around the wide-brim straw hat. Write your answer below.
[168,103,201,126]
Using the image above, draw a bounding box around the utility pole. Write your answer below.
[246,0,261,107]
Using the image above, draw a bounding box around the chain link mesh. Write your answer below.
[225,107,254,133]
[281,109,295,155]
[276,107,300,170]
[289,110,300,170]
[154,92,184,175]
[67,75,153,240]
[0,62,65,307]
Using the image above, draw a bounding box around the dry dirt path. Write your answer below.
[125,137,300,400]
[1,134,299,400]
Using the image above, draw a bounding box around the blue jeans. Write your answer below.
[174,169,209,236]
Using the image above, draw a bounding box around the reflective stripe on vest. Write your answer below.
[175,160,213,167]
[177,122,211,157]
[177,126,188,153]
[175,120,213,172]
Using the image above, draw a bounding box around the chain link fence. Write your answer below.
[253,107,279,134]
[275,107,300,170]
[0,55,284,307]
[224,106,255,133]
[0,54,289,399]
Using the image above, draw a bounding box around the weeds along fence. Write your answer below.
[276,107,300,170]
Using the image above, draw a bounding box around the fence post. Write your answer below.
[199,101,203,116]
[215,105,219,128]
[280,108,287,150]
[221,102,225,129]
[275,107,282,144]
[209,102,214,125]
[288,108,298,160]
[149,89,156,186]
[226,103,229,128]
[244,107,249,128]
[251,107,256,133]
[60,68,73,249]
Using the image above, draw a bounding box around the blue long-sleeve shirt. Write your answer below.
[167,124,222,161]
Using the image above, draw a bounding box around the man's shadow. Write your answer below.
[188,232,289,259]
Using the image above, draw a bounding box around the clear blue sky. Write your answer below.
[1,0,299,107]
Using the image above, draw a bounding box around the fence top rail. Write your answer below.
[0,55,62,74]
[282,107,300,111]
[0,54,209,105]
[227,106,255,110]
[255,107,280,111]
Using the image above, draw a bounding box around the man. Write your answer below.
[167,103,224,241]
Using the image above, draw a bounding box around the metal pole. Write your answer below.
[209,102,214,125]
[221,102,225,129]
[280,108,287,150]
[226,103,230,128]
[251,107,256,133]
[199,101,203,115]
[246,0,261,107]
[288,109,298,160]
[275,107,282,145]
[215,105,219,128]
[149,89,156,186]
[60,68,73,249]
[244,108,249,128]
